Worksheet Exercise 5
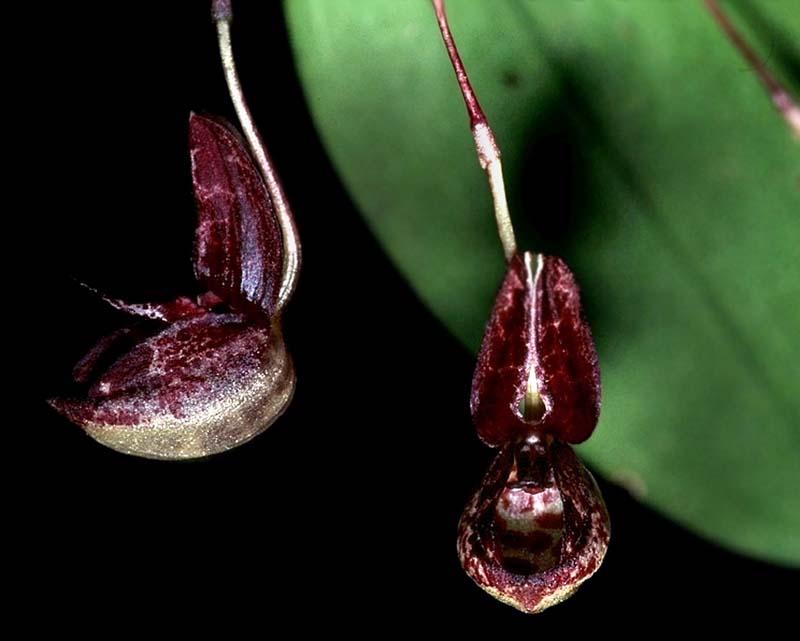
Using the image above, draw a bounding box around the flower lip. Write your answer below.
[49,314,295,460]
[457,437,610,614]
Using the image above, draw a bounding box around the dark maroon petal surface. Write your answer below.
[471,253,532,446]
[471,252,600,446]
[189,113,284,318]
[535,255,601,443]
[457,439,610,613]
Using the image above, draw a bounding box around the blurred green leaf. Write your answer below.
[287,0,800,564]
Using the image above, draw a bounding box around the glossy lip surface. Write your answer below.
[458,440,610,614]
[50,314,295,460]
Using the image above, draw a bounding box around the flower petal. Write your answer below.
[189,113,284,318]
[471,252,601,445]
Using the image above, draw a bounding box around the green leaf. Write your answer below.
[287,0,800,565]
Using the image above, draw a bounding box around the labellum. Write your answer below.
[48,2,301,460]
[432,0,610,613]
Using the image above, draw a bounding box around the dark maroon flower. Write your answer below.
[432,0,609,613]
[49,6,300,460]
[459,251,608,613]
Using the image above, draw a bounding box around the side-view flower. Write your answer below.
[49,1,300,460]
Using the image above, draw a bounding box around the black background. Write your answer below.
[30,1,795,632]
